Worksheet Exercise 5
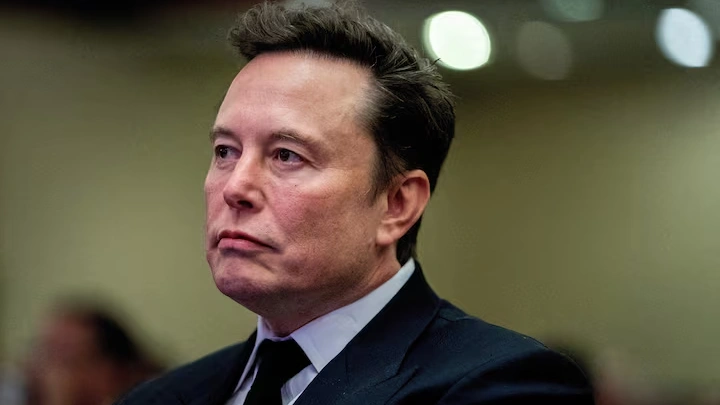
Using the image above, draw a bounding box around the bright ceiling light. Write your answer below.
[423,11,492,71]
[689,0,720,40]
[656,8,714,68]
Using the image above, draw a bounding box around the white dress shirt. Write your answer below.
[226,259,416,405]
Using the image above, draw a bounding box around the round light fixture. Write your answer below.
[423,11,492,71]
[656,8,714,68]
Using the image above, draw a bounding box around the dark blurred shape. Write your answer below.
[0,0,242,25]
[544,340,594,381]
[544,339,720,405]
[0,0,160,24]
[23,300,163,405]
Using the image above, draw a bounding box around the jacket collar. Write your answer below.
[180,331,257,405]
[294,263,440,405]
[183,263,439,405]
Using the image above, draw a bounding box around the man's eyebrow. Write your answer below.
[270,129,324,153]
[270,128,330,160]
[209,126,235,142]
[209,126,328,156]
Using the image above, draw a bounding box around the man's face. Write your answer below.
[25,315,119,405]
[205,52,388,319]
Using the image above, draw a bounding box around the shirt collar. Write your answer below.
[251,259,415,374]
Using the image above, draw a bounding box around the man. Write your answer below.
[118,2,593,404]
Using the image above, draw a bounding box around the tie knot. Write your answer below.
[257,339,311,386]
[244,339,310,405]
[258,339,310,371]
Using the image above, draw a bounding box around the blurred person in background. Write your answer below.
[118,1,592,404]
[24,301,163,405]
[546,341,700,405]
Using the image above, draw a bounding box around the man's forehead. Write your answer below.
[226,52,372,103]
[216,52,375,137]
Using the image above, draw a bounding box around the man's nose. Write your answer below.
[222,155,264,211]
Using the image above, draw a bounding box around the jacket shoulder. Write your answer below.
[398,301,593,403]
[430,300,549,355]
[115,342,248,404]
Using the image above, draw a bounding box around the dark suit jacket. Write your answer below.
[117,266,594,404]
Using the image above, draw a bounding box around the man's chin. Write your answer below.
[212,268,272,305]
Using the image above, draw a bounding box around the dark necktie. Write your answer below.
[244,339,311,405]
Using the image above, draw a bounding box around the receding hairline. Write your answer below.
[246,47,370,68]
[238,49,382,134]
[231,49,388,200]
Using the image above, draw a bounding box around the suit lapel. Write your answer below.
[294,265,440,405]
[185,331,257,405]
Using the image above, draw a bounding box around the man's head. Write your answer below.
[204,1,454,333]
[24,305,162,405]
[228,2,455,263]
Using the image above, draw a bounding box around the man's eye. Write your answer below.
[214,145,234,159]
[276,148,303,163]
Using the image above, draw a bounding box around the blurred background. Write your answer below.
[1,0,720,403]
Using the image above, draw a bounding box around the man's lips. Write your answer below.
[217,230,274,250]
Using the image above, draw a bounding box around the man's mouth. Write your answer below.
[217,230,274,250]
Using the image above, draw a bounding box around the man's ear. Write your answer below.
[376,170,431,247]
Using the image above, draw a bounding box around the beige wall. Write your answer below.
[2,16,719,386]
[424,76,720,385]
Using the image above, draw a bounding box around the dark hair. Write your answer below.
[54,301,163,375]
[229,1,455,263]
[84,311,142,365]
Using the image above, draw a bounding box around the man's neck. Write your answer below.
[263,257,402,336]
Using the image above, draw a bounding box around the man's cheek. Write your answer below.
[206,195,225,218]
[276,195,326,227]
